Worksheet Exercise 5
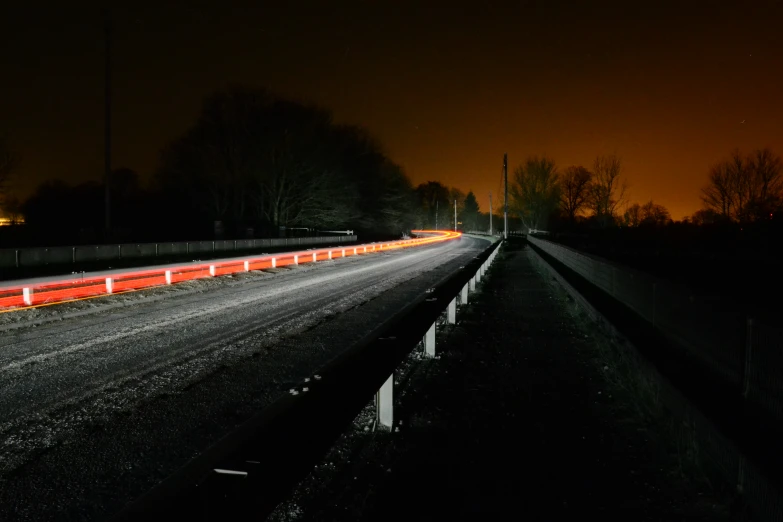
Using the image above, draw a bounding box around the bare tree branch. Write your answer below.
[588,154,626,227]
[560,165,592,222]
[510,155,560,231]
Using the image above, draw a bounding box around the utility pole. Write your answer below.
[454,199,457,232]
[104,9,112,238]
[503,153,508,239]
[489,192,493,235]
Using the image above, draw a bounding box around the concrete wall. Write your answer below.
[0,236,357,269]
[527,235,746,388]
[528,235,783,444]
[526,239,783,522]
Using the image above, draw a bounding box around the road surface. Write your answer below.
[0,236,487,521]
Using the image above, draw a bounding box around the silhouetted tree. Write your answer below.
[462,191,480,231]
[21,180,103,229]
[623,203,643,227]
[588,154,626,228]
[702,148,782,222]
[0,136,17,210]
[415,181,451,229]
[510,155,560,231]
[2,195,22,223]
[639,200,671,227]
[110,168,149,229]
[688,208,725,226]
[157,86,413,236]
[560,165,592,222]
[624,200,671,227]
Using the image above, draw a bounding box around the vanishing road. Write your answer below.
[0,236,487,521]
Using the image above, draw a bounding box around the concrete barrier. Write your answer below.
[18,249,47,267]
[120,243,157,259]
[96,245,119,261]
[157,242,188,256]
[47,247,73,265]
[0,249,17,268]
[0,236,357,271]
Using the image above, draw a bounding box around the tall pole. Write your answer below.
[104,10,112,237]
[435,200,438,230]
[503,153,509,239]
[454,199,457,232]
[489,192,493,236]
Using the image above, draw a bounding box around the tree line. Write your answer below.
[508,147,782,233]
[508,153,668,231]
[0,87,481,245]
[2,86,780,243]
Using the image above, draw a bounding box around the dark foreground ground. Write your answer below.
[270,240,749,522]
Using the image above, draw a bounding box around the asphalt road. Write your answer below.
[0,236,487,521]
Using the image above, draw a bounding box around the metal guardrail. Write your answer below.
[527,234,783,522]
[110,237,502,521]
[0,236,357,270]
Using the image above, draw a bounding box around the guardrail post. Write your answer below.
[106,278,114,294]
[424,322,436,357]
[328,250,332,260]
[364,247,367,253]
[342,249,345,257]
[377,373,394,428]
[209,265,216,276]
[165,270,172,284]
[312,252,316,262]
[461,284,468,305]
[354,248,357,255]
[293,255,299,265]
[244,261,249,272]
[23,288,33,306]
[272,257,276,268]
[448,298,456,324]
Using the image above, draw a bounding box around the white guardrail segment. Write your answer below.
[376,237,502,428]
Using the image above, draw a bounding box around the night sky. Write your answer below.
[2,1,782,220]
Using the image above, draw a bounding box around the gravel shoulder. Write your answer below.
[269,240,745,522]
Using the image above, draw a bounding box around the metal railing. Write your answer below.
[111,237,502,521]
[527,234,783,522]
[0,236,357,270]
